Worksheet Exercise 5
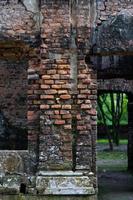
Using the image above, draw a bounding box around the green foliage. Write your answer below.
[98,93,128,125]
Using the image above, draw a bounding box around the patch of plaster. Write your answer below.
[21,0,39,13]
[21,0,43,30]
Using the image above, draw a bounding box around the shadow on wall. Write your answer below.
[0,110,27,150]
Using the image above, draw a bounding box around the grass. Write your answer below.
[97,151,128,172]
[97,139,128,145]
[98,151,127,160]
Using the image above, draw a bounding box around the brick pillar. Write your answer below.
[128,93,133,171]
[35,0,97,197]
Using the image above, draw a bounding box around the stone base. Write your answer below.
[36,171,96,196]
[0,194,97,200]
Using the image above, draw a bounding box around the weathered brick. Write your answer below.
[81,104,92,109]
[78,74,87,79]
[76,114,81,120]
[83,79,91,84]
[58,65,70,69]
[51,115,61,119]
[52,84,62,89]
[42,75,51,79]
[78,84,87,89]
[60,110,70,114]
[41,84,50,89]
[51,74,60,79]
[51,105,61,109]
[45,89,57,94]
[58,70,68,75]
[54,110,60,115]
[80,90,91,94]
[62,105,71,109]
[58,90,68,94]
[77,126,86,131]
[78,94,87,99]
[61,84,71,89]
[40,95,54,99]
[60,94,71,99]
[47,70,56,74]
[62,114,72,119]
[44,80,54,84]
[64,125,72,130]
[40,105,50,109]
[54,120,65,125]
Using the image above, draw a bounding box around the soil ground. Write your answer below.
[97,143,133,200]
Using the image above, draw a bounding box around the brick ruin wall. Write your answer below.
[96,0,133,25]
[0,0,132,197]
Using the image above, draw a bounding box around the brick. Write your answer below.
[45,111,54,115]
[78,84,87,89]
[58,65,70,69]
[51,74,60,79]
[80,90,91,94]
[47,100,55,104]
[62,84,71,89]
[81,104,92,109]
[33,100,40,105]
[77,100,84,104]
[78,95,87,99]
[40,95,54,99]
[77,126,86,131]
[61,134,72,142]
[42,75,51,79]
[44,80,54,84]
[85,100,91,104]
[54,120,65,125]
[78,74,87,79]
[54,110,60,115]
[62,105,71,109]
[51,105,61,109]
[62,114,72,119]
[47,70,56,74]
[58,90,68,94]
[41,84,50,89]
[40,105,50,109]
[58,70,68,75]
[82,79,91,84]
[87,109,97,115]
[51,115,61,119]
[52,85,62,89]
[27,111,34,116]
[55,80,65,84]
[60,110,70,114]
[60,75,70,79]
[45,89,57,94]
[76,114,81,120]
[64,125,72,130]
[28,114,37,121]
[60,94,71,99]
[28,90,33,94]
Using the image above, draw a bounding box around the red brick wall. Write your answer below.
[39,0,97,173]
[39,1,72,170]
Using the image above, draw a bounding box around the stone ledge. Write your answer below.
[36,171,95,195]
[0,194,97,200]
